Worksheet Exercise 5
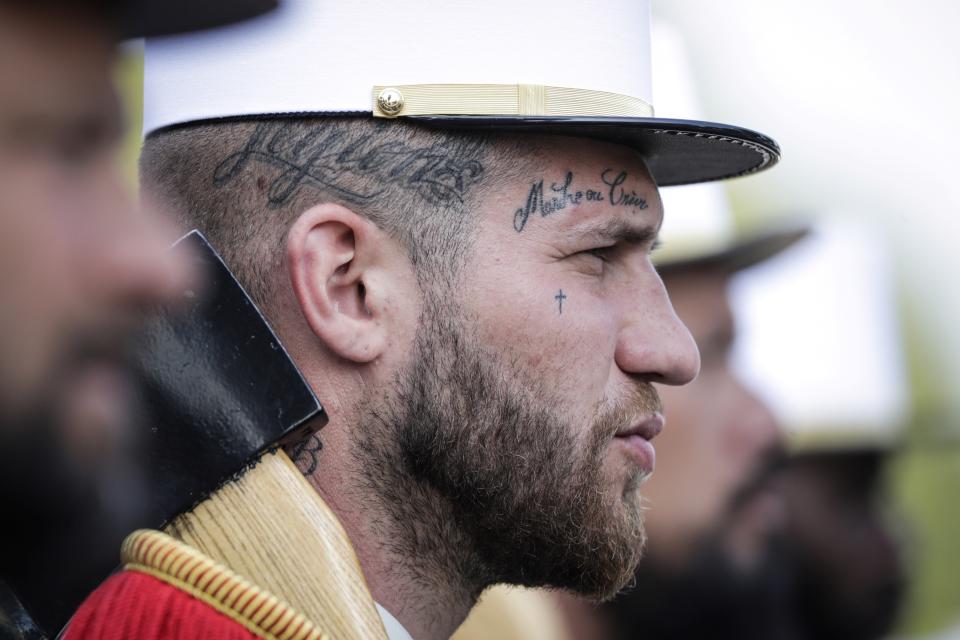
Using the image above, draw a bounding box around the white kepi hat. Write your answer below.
[144,0,779,187]
[650,22,804,269]
[730,218,910,452]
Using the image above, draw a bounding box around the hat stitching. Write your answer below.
[645,129,775,185]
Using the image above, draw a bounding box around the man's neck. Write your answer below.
[309,470,480,640]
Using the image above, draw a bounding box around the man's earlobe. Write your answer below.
[286,204,387,363]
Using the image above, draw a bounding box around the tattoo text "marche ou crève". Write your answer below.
[514,169,649,232]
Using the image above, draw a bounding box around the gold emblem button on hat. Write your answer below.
[377,87,404,116]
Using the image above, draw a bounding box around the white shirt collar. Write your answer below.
[376,603,415,640]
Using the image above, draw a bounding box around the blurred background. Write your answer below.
[111,1,959,636]
[649,1,960,637]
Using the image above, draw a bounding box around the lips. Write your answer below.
[612,413,664,475]
[615,413,665,441]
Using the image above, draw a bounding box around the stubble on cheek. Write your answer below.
[358,295,652,600]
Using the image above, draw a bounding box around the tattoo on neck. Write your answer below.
[290,434,323,475]
[212,121,485,207]
[555,289,567,314]
[513,169,649,232]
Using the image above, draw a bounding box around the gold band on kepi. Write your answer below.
[372,84,655,119]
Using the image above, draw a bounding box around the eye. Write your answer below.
[568,245,615,276]
[52,128,107,169]
[584,245,616,262]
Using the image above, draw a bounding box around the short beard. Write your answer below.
[354,289,657,606]
[0,329,144,575]
[601,530,794,640]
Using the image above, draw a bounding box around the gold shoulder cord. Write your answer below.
[122,529,329,640]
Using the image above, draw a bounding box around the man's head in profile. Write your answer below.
[144,116,695,605]
[140,1,779,637]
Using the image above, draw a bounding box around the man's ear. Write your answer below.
[286,203,387,363]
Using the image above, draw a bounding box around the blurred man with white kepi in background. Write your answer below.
[731,218,910,640]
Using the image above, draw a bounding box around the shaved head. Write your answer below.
[141,117,530,309]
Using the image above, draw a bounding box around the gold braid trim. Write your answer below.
[371,83,655,118]
[122,529,329,640]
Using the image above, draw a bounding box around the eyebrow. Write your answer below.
[574,216,662,247]
[1,107,124,150]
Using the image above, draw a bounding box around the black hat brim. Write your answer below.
[657,226,809,275]
[410,115,779,187]
[118,0,278,38]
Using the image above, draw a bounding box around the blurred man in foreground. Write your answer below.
[0,0,276,633]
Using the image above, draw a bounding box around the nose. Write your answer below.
[79,175,196,315]
[99,209,195,311]
[615,280,700,386]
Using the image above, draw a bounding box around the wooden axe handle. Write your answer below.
[164,450,388,640]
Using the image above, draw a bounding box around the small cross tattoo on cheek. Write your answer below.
[555,289,567,314]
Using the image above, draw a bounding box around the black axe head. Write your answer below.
[6,231,324,635]
[134,230,323,518]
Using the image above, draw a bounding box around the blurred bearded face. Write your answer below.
[0,5,188,530]
[641,268,784,569]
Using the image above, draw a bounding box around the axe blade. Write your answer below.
[136,230,324,520]
[7,230,324,635]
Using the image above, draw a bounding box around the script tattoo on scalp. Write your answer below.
[513,168,649,232]
[213,121,485,206]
